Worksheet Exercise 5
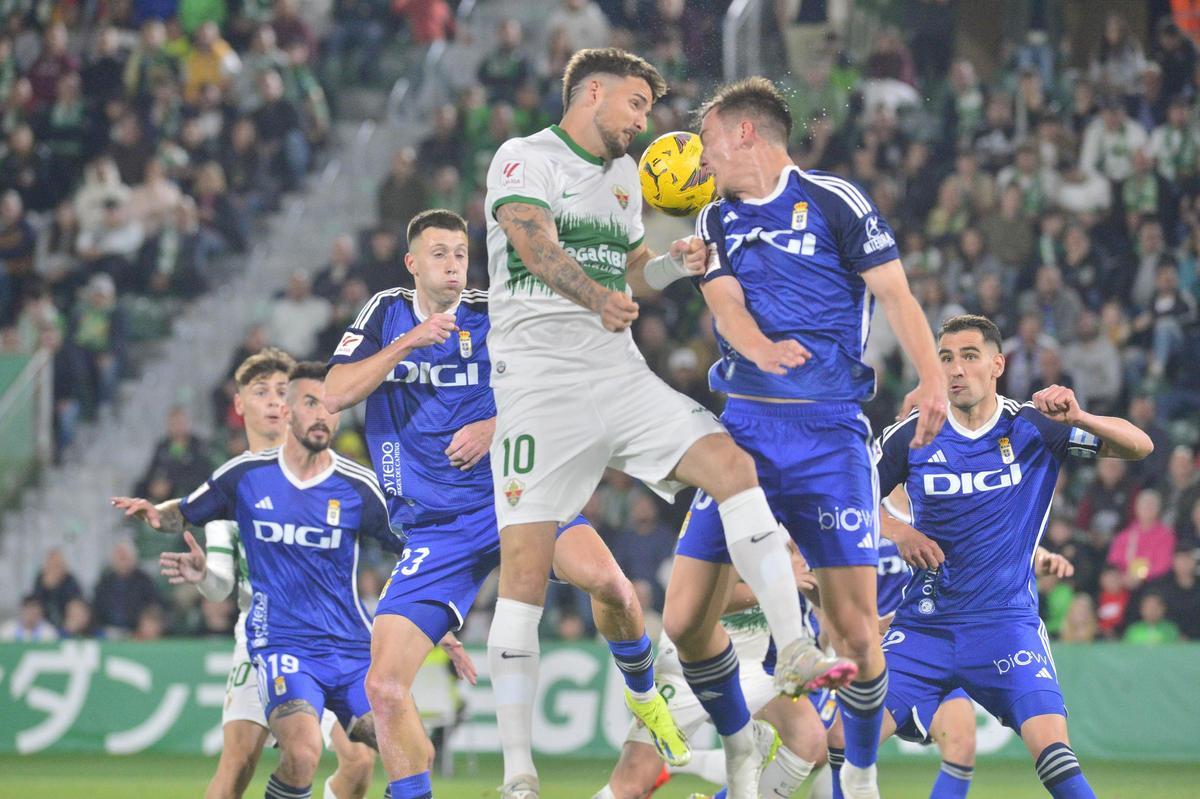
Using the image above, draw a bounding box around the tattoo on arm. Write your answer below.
[270,699,320,724]
[496,203,607,312]
[156,500,185,534]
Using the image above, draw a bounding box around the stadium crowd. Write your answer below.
[8,3,1198,649]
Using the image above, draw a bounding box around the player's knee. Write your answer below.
[364,668,412,715]
[425,736,436,769]
[703,438,757,498]
[339,743,375,791]
[661,608,710,657]
[592,570,636,612]
[280,738,322,783]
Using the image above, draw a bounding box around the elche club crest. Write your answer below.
[504,478,525,506]
[612,185,630,209]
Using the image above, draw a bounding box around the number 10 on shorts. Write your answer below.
[500,434,535,476]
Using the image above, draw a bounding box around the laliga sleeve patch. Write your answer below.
[501,160,525,189]
[335,332,363,357]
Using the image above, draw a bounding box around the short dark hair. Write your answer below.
[235,347,296,388]
[938,314,1004,352]
[561,47,667,110]
[406,208,468,247]
[288,360,328,383]
[699,76,792,143]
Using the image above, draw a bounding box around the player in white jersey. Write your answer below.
[484,47,822,799]
[595,547,830,799]
[157,349,377,799]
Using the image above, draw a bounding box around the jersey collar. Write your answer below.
[946,394,1007,440]
[412,291,460,323]
[277,446,337,490]
[549,124,606,166]
[739,164,801,206]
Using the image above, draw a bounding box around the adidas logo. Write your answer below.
[1035,667,1053,680]
[926,450,947,463]
[856,532,874,549]
[254,496,274,510]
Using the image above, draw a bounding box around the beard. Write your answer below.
[298,426,330,453]
[595,112,631,160]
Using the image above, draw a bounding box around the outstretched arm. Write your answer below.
[495,201,639,332]
[700,274,812,375]
[625,237,707,296]
[111,496,185,534]
[862,260,947,448]
[1031,385,1154,460]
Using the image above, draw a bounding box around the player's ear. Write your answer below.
[992,352,1006,379]
[404,250,417,277]
[233,392,244,418]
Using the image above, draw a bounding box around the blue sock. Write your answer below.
[837,668,888,768]
[609,633,655,694]
[265,774,311,799]
[389,771,432,799]
[712,789,727,799]
[679,642,751,735]
[828,747,845,799]
[931,760,973,798]
[1036,743,1095,798]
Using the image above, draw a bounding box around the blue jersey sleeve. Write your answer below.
[1018,406,1103,463]
[178,458,243,526]
[695,201,734,284]
[804,171,899,273]
[875,414,917,496]
[327,290,391,366]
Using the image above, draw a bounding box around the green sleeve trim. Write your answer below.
[491,194,552,219]
[629,236,645,251]
[207,546,235,554]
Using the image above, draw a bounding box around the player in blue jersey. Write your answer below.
[665,76,949,799]
[873,314,1153,799]
[113,362,403,799]
[324,209,687,799]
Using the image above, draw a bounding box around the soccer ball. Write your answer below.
[638,131,715,217]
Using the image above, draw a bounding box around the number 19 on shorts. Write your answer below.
[500,434,535,476]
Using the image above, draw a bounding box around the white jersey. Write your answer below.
[484,125,647,385]
[198,520,252,644]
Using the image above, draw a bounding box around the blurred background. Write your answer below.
[0,0,1197,790]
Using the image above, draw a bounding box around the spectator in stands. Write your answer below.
[418,104,464,172]
[312,234,359,302]
[0,122,55,212]
[324,0,386,85]
[1095,565,1130,638]
[132,603,168,641]
[546,0,611,52]
[234,24,287,113]
[376,147,427,234]
[1002,312,1058,400]
[182,21,241,105]
[1059,594,1098,642]
[271,0,316,54]
[27,23,76,112]
[611,493,675,611]
[70,272,125,408]
[1077,456,1139,538]
[82,26,126,107]
[129,157,183,236]
[137,405,211,499]
[253,69,307,191]
[198,597,236,636]
[1141,549,1200,639]
[1063,311,1122,414]
[478,19,531,104]
[107,112,154,185]
[30,548,82,628]
[1109,489,1177,589]
[267,269,331,358]
[193,161,248,253]
[77,196,144,289]
[93,540,161,635]
[0,190,36,316]
[1159,446,1199,524]
[1,595,59,641]
[356,227,404,294]
[60,597,96,638]
[1020,264,1085,344]
[1122,592,1180,644]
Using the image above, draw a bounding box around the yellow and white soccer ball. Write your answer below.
[638,131,715,217]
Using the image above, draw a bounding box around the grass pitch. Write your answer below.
[1,752,1196,797]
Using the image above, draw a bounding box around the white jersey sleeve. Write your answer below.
[197,520,236,602]
[486,138,558,219]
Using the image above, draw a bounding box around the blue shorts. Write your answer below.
[883,613,1066,739]
[375,503,586,644]
[674,399,879,569]
[254,646,371,731]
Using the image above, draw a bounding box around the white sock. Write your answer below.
[840,762,879,799]
[669,747,727,784]
[760,745,815,797]
[591,785,617,799]
[720,488,806,646]
[808,765,833,799]
[488,597,544,783]
[323,777,337,799]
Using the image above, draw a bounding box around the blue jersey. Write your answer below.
[179,448,399,655]
[876,537,910,617]
[695,166,899,402]
[328,287,494,527]
[875,397,1101,622]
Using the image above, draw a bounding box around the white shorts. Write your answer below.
[625,637,777,747]
[224,633,342,748]
[491,364,726,527]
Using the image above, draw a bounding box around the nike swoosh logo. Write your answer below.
[750,530,774,543]
[500,651,531,659]
[562,191,579,198]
